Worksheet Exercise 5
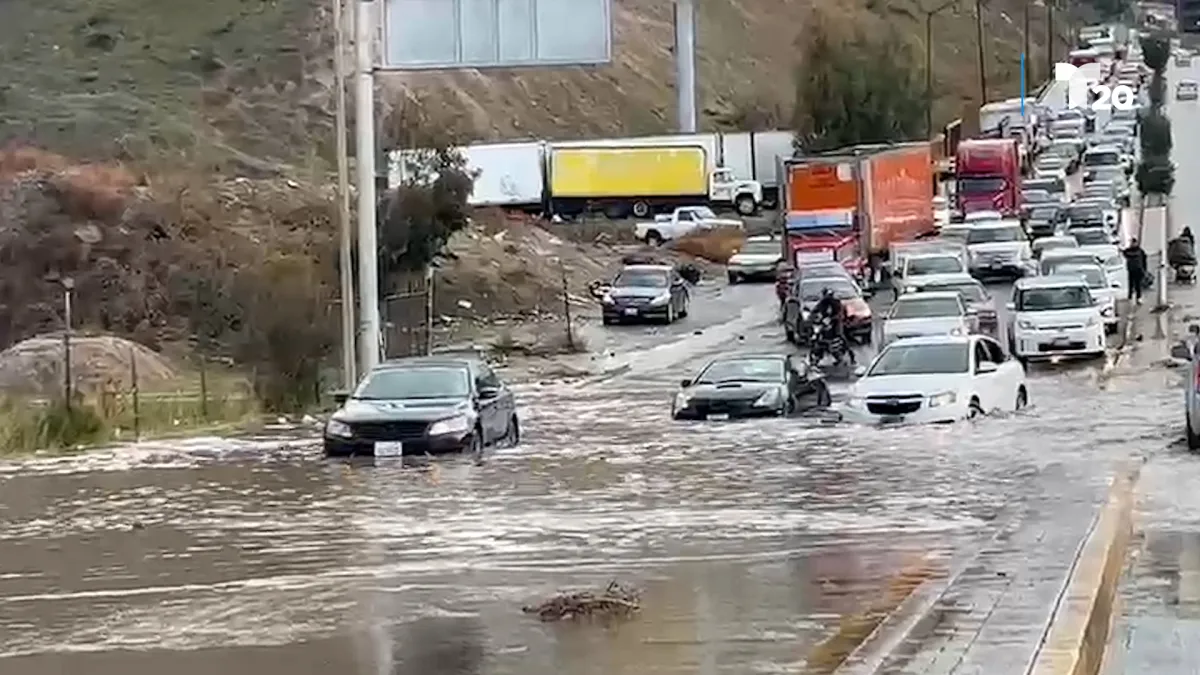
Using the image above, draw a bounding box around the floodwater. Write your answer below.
[0,283,1183,675]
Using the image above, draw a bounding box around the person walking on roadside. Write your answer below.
[1124,237,1148,304]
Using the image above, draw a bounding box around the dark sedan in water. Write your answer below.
[600,263,690,325]
[323,356,520,457]
[671,354,831,420]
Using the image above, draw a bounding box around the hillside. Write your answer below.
[0,0,1076,170]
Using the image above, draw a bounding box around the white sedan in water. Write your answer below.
[841,334,1028,424]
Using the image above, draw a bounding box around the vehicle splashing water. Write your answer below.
[0,361,1180,675]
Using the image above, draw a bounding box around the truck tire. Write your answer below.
[632,201,651,218]
[735,194,757,216]
[645,230,664,246]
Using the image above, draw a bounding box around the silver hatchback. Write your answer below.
[1172,328,1200,449]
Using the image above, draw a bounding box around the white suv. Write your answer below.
[1007,276,1106,363]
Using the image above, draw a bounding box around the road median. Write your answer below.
[1026,462,1140,675]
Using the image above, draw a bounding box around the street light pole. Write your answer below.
[1023,0,1032,85]
[975,0,988,104]
[333,0,357,389]
[923,0,959,137]
[353,0,382,375]
[1046,0,1055,79]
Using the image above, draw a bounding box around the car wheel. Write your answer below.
[1015,386,1028,411]
[645,230,664,246]
[602,315,614,326]
[735,194,757,216]
[1188,410,1200,451]
[467,428,484,456]
[814,380,832,407]
[968,397,984,418]
[785,325,797,343]
[728,272,740,284]
[632,201,651,218]
[503,415,521,447]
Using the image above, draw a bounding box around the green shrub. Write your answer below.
[1140,111,1172,156]
[1136,157,1175,196]
[1140,33,1171,72]
[0,399,106,454]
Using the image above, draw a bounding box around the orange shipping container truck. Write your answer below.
[780,143,935,277]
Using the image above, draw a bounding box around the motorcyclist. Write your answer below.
[811,288,853,362]
[1168,228,1197,269]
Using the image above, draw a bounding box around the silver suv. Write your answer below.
[1171,328,1200,449]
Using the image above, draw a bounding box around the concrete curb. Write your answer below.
[1025,463,1141,675]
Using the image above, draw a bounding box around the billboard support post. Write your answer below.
[355,0,382,375]
[674,0,697,133]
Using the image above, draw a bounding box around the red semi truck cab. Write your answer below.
[954,139,1022,218]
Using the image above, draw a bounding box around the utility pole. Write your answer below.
[354,0,382,375]
[333,0,357,389]
[1023,0,1032,85]
[975,0,988,104]
[1046,0,1054,79]
[673,0,697,133]
[923,0,958,138]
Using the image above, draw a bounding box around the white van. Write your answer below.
[1007,276,1107,363]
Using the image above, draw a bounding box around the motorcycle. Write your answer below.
[1168,236,1197,284]
[809,315,853,368]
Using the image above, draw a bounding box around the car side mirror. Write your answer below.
[1171,343,1193,360]
[588,280,610,299]
[477,386,500,399]
[852,365,867,378]
[977,361,999,374]
[680,378,692,388]
[332,390,350,406]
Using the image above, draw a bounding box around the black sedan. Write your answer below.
[323,356,520,457]
[671,354,831,420]
[598,263,690,325]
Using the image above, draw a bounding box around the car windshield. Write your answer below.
[1023,191,1051,203]
[1023,180,1055,191]
[1052,127,1080,137]
[1069,207,1104,221]
[967,227,1022,243]
[614,269,669,287]
[925,283,985,301]
[800,279,858,301]
[958,177,1006,194]
[354,366,471,400]
[694,358,784,384]
[1050,144,1076,156]
[867,343,969,376]
[799,263,846,278]
[1035,239,1077,252]
[889,296,963,319]
[1073,230,1111,245]
[1085,151,1120,166]
[907,256,963,275]
[1041,254,1099,272]
[740,241,779,255]
[1056,266,1106,288]
[1017,286,1092,310]
[1029,207,1060,221]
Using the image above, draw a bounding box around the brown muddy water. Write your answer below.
[0,324,1184,675]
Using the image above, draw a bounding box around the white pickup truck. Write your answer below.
[634,206,745,245]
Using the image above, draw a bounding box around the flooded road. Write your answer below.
[0,281,1181,675]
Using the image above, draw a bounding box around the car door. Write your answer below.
[971,339,1001,410]
[981,337,1019,407]
[473,363,506,443]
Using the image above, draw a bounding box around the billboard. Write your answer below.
[381,0,612,70]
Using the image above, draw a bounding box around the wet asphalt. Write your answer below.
[0,68,1192,675]
[1102,59,1200,675]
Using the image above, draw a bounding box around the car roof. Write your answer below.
[704,353,787,364]
[1085,144,1122,153]
[1016,274,1091,289]
[883,334,974,348]
[619,264,672,272]
[972,220,1022,229]
[376,356,475,370]
[896,290,962,301]
[908,251,962,258]
[800,274,854,284]
[913,273,976,284]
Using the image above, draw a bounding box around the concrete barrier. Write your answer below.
[1025,463,1141,675]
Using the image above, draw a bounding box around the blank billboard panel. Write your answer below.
[381,0,612,70]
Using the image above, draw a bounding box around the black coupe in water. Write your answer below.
[671,354,832,420]
[323,356,520,457]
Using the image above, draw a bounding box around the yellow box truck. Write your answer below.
[547,144,761,218]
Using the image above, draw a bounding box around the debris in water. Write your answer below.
[522,581,641,622]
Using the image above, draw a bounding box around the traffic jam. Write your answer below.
[323,25,1167,456]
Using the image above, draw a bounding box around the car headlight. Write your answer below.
[325,419,352,438]
[601,294,614,305]
[650,292,670,305]
[847,395,865,407]
[754,389,781,407]
[1018,319,1035,330]
[905,286,918,293]
[428,414,472,435]
[674,392,691,410]
[928,391,957,407]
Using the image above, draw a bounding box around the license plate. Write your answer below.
[374,441,404,457]
[707,413,730,420]
[880,415,904,424]
[624,308,639,316]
